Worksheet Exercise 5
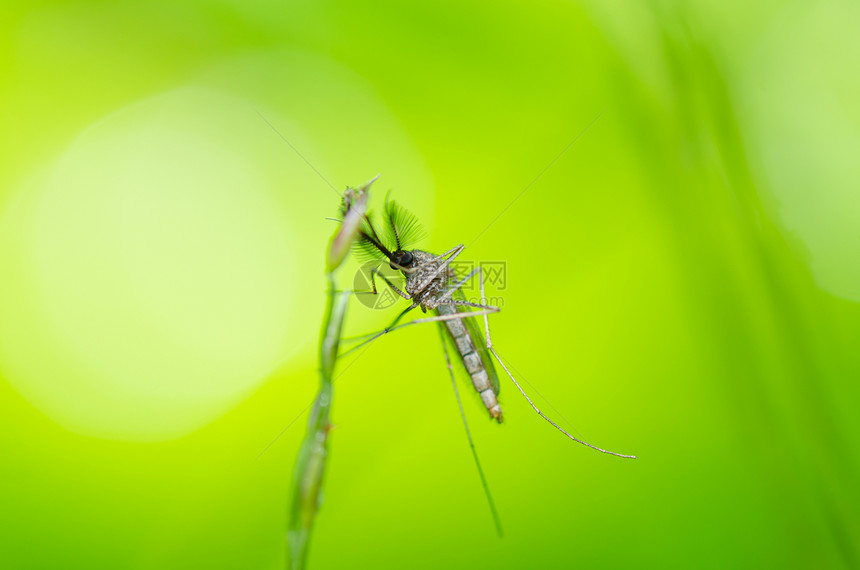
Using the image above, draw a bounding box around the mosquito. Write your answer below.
[338,193,636,534]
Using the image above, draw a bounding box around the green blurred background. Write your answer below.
[1,1,859,568]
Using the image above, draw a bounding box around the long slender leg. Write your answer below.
[435,265,493,307]
[341,305,418,343]
[437,324,503,537]
[343,266,413,346]
[338,261,496,359]
[475,268,637,459]
[368,268,411,300]
[478,267,492,350]
[337,306,498,359]
[446,299,500,311]
[338,304,417,358]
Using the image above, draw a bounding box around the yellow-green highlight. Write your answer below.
[1,1,858,569]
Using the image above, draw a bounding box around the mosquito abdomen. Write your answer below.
[437,304,503,423]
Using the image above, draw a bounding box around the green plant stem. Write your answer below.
[287,272,349,570]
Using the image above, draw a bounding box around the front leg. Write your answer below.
[368,267,411,300]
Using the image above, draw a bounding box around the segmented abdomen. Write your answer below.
[437,303,503,423]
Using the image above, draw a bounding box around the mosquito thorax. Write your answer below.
[389,250,414,271]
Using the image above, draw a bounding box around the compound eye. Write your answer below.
[390,250,413,269]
